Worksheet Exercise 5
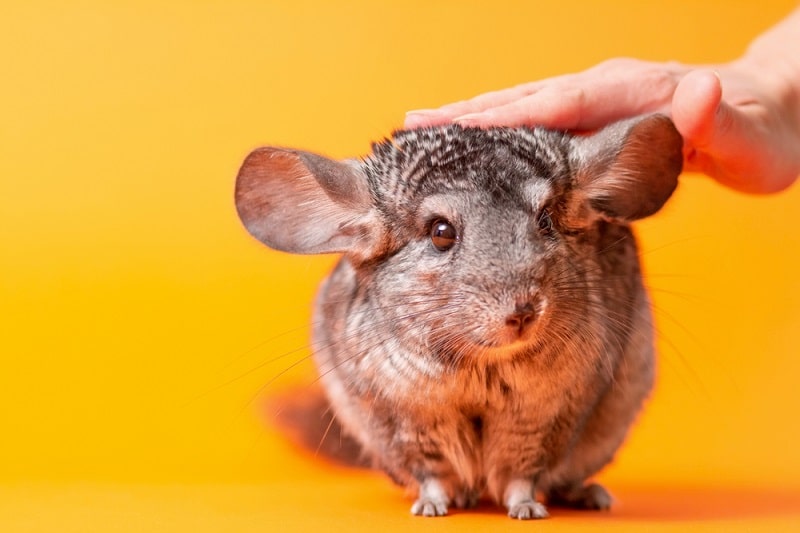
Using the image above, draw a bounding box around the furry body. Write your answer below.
[235,117,682,518]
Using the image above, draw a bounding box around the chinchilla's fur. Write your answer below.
[235,115,682,519]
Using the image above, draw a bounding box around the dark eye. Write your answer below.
[537,208,555,236]
[430,219,458,252]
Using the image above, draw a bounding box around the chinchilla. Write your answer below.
[235,114,682,519]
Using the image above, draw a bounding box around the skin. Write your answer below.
[405,8,800,194]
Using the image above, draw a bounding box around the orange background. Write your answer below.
[2,0,800,531]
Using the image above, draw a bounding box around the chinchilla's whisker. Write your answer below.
[191,343,316,403]
[205,296,463,400]
[239,352,318,416]
[220,319,313,372]
[305,303,469,386]
[637,235,711,258]
[314,411,340,459]
[647,306,713,398]
[644,284,706,305]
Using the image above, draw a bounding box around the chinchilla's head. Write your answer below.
[235,115,682,361]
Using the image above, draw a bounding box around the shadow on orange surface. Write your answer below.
[356,476,800,526]
[265,387,800,525]
[575,486,800,523]
[301,462,800,524]
[1,478,796,533]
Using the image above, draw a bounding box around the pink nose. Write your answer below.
[505,302,536,336]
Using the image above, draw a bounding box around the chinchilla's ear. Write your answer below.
[235,147,380,256]
[570,114,683,222]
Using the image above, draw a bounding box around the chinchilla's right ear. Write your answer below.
[235,147,381,256]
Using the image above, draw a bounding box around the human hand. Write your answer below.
[405,58,800,194]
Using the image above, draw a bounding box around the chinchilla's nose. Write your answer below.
[505,301,537,336]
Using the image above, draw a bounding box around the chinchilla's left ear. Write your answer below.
[570,114,683,222]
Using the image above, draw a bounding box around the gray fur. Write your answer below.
[235,115,682,519]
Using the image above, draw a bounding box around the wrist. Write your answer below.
[736,13,800,127]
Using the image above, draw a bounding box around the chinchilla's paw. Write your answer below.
[548,482,612,510]
[411,496,448,517]
[453,486,480,509]
[508,499,549,520]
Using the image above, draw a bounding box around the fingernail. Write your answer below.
[404,111,439,128]
[405,109,439,116]
[453,112,484,123]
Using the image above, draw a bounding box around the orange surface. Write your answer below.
[2,0,800,531]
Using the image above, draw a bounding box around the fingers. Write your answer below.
[671,69,732,183]
[447,85,636,131]
[405,82,606,130]
[404,73,583,127]
[405,59,680,131]
[446,86,589,129]
[671,69,724,150]
[404,82,543,128]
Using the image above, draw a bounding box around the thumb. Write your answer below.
[671,69,758,191]
[671,69,725,148]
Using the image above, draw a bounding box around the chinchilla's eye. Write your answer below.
[430,219,458,252]
[537,208,555,237]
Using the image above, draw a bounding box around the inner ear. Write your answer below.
[570,114,683,223]
[234,147,381,256]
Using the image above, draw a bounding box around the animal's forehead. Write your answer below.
[418,177,555,222]
[363,125,571,199]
